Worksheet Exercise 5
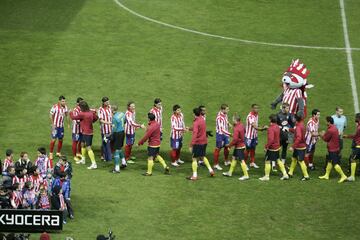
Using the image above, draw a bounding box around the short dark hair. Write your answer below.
[251,103,259,108]
[127,101,134,108]
[193,107,201,116]
[220,104,228,110]
[198,105,206,116]
[335,106,342,111]
[295,114,302,122]
[148,112,156,121]
[37,147,46,155]
[282,102,290,108]
[76,97,83,103]
[60,155,67,162]
[20,151,27,158]
[59,95,66,101]
[356,113,360,122]
[233,114,241,122]
[112,105,118,112]
[79,101,90,112]
[6,149,13,157]
[102,97,109,103]
[154,98,161,105]
[269,114,277,123]
[173,104,181,112]
[311,109,320,116]
[326,116,334,124]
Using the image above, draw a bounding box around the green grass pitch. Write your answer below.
[0,0,360,239]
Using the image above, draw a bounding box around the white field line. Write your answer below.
[340,0,359,113]
[114,0,360,51]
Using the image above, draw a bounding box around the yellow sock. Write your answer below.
[288,157,297,175]
[203,157,213,172]
[325,162,333,178]
[192,160,198,177]
[81,147,86,158]
[299,161,309,178]
[240,161,249,177]
[265,162,271,177]
[277,159,287,176]
[229,159,237,175]
[351,162,357,178]
[87,149,96,165]
[334,164,346,178]
[156,155,167,168]
[147,160,154,174]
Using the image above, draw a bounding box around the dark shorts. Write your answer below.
[170,137,183,150]
[147,146,160,157]
[113,131,125,150]
[192,144,207,158]
[82,134,93,147]
[293,149,305,161]
[233,148,245,160]
[245,137,258,149]
[306,143,316,154]
[51,127,64,139]
[265,150,279,162]
[216,133,230,148]
[126,134,135,145]
[72,133,83,142]
[326,151,340,165]
[352,147,360,161]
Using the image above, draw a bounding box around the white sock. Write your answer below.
[209,168,214,173]
[272,161,276,167]
[115,165,120,171]
[309,163,313,167]
[193,172,197,177]
[282,159,286,164]
[121,158,126,165]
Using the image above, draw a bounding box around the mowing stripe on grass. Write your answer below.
[339,0,359,113]
[114,0,360,51]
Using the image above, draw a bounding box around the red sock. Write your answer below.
[176,149,181,160]
[77,142,82,154]
[309,154,313,164]
[57,140,63,153]
[304,156,309,166]
[49,158,53,169]
[72,141,77,156]
[50,140,55,154]
[125,145,132,160]
[170,150,177,163]
[244,150,249,162]
[213,148,220,165]
[224,147,229,161]
[250,149,255,163]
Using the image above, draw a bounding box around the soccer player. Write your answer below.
[343,113,360,181]
[2,149,14,175]
[319,116,347,183]
[304,109,320,170]
[222,114,249,180]
[332,107,347,153]
[149,98,163,139]
[288,114,310,180]
[35,147,51,179]
[137,113,170,176]
[124,101,145,163]
[197,105,213,166]
[245,104,267,168]
[71,97,84,162]
[213,104,232,171]
[98,97,113,162]
[170,104,187,167]
[111,105,127,173]
[70,100,99,169]
[259,114,289,181]
[187,107,215,181]
[49,95,69,160]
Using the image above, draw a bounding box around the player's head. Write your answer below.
[76,97,84,105]
[326,116,334,125]
[127,101,135,111]
[79,101,90,112]
[311,109,320,120]
[335,106,343,116]
[37,147,46,156]
[355,113,360,123]
[193,107,201,117]
[295,113,303,122]
[102,97,110,107]
[233,114,241,124]
[111,105,118,113]
[58,95,66,107]
[251,104,259,113]
[281,103,290,113]
[7,166,15,176]
[269,114,277,123]
[198,105,206,116]
[173,104,181,114]
[220,104,229,114]
[154,98,162,109]
[20,151,28,160]
[148,112,156,121]
[59,155,67,164]
[6,149,13,158]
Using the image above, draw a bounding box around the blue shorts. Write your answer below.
[293,149,305,161]
[51,127,64,139]
[170,137,183,150]
[148,147,160,157]
[216,133,230,148]
[126,134,135,145]
[72,133,83,142]
[233,148,245,160]
[306,143,316,154]
[192,144,207,158]
[245,137,258,149]
[326,151,340,165]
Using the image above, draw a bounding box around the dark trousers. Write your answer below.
[101,133,112,161]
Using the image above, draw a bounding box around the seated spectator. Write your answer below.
[15,151,33,174]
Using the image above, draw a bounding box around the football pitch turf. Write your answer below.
[1,0,360,239]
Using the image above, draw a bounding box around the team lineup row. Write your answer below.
[47,95,360,182]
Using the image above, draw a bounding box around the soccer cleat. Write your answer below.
[177,159,185,164]
[250,163,259,169]
[120,164,127,169]
[259,176,270,181]
[338,176,347,183]
[280,175,289,180]
[308,165,316,171]
[288,173,293,178]
[76,159,85,164]
[76,153,82,158]
[347,176,355,182]
[238,176,249,181]
[111,169,120,174]
[301,177,310,181]
[127,160,135,164]
[87,164,97,170]
[318,175,329,180]
[171,162,180,167]
[56,152,61,157]
[164,167,170,175]
[198,161,205,167]
[186,176,198,181]
[272,166,278,172]
[142,172,152,176]
[222,172,232,177]
[224,161,231,166]
[69,214,74,219]
[214,164,223,171]
[73,156,80,162]
[210,171,215,177]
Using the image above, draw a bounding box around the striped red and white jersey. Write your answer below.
[2,158,13,172]
[29,175,44,193]
[59,193,67,210]
[305,117,319,145]
[35,156,52,178]
[50,103,68,128]
[125,110,141,134]
[12,175,29,190]
[11,190,22,209]
[171,113,185,139]
[98,106,112,134]
[282,88,303,115]
[215,111,231,136]
[245,112,259,139]
[72,106,81,134]
[150,106,163,131]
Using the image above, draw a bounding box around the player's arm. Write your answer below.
[320,130,331,142]
[49,107,55,128]
[293,127,301,147]
[219,119,232,136]
[228,127,239,148]
[251,122,267,131]
[138,127,153,146]
[271,93,284,109]
[264,128,274,150]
